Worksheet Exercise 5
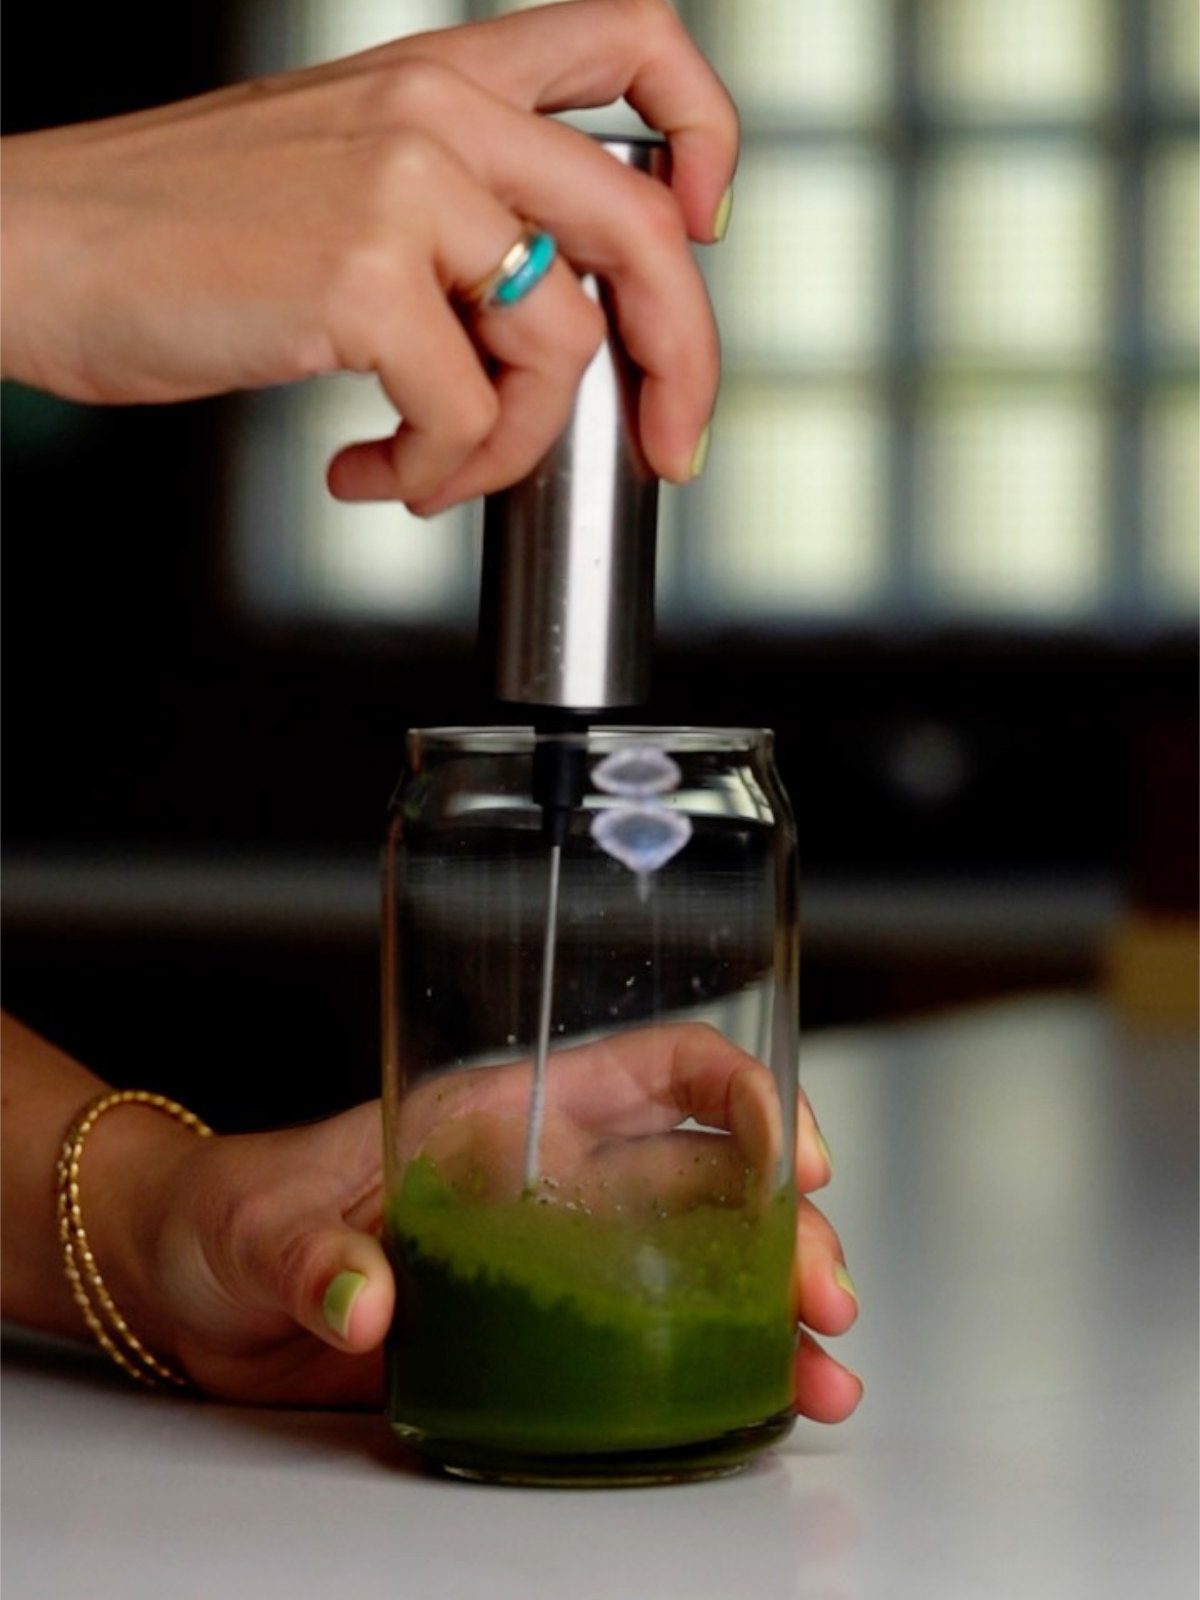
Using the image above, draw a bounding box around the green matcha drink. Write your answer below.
[385,1156,797,1480]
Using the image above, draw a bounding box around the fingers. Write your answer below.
[553,1022,778,1138]
[334,257,605,513]
[250,1218,395,1356]
[397,1022,755,1150]
[320,67,715,496]
[16,6,732,497]
[401,0,740,245]
[318,128,605,506]
[797,1088,834,1195]
[791,1197,858,1335]
[327,287,496,506]
[261,33,724,491]
[790,1103,862,1422]
[403,281,607,513]
[440,87,720,485]
[793,1329,864,1425]
[206,1107,394,1358]
[395,1023,863,1427]
[396,1024,789,1224]
[401,1027,837,1228]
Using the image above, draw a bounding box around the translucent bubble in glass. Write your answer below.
[591,744,683,797]
[590,803,693,898]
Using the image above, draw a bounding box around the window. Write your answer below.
[231,0,1199,635]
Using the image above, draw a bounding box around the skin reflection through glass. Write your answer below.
[392,1023,786,1217]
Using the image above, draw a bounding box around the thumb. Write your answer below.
[255,1222,395,1354]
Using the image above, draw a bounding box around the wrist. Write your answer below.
[0,138,44,386]
[73,1099,212,1380]
[0,130,96,396]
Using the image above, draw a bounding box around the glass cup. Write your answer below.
[381,727,799,1485]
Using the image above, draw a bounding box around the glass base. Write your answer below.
[390,1409,795,1488]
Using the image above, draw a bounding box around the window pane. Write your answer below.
[919,394,1106,615]
[710,150,889,370]
[1151,0,1200,107]
[1144,389,1200,616]
[237,377,474,621]
[704,0,891,124]
[696,388,885,614]
[923,0,1114,118]
[290,0,461,63]
[1146,142,1200,358]
[923,149,1108,365]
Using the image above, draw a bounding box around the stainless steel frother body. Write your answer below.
[479,136,667,715]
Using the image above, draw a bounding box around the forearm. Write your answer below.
[0,1012,197,1354]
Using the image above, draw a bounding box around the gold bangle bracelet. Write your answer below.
[56,1089,214,1392]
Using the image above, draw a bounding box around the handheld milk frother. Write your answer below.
[476,136,667,1184]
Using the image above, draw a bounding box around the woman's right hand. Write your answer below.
[0,0,738,513]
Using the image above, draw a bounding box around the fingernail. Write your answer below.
[322,1270,367,1341]
[833,1262,858,1306]
[815,1125,834,1177]
[712,184,734,242]
[690,424,712,480]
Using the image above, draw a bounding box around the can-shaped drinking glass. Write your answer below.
[382,727,799,1485]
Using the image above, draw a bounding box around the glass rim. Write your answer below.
[405,725,775,754]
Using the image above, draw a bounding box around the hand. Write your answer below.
[0,0,737,512]
[396,1019,788,1215]
[113,1025,861,1423]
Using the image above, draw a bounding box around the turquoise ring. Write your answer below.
[463,225,557,313]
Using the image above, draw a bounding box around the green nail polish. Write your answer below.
[713,185,734,242]
[690,425,712,480]
[833,1263,858,1305]
[815,1126,834,1176]
[322,1270,367,1340]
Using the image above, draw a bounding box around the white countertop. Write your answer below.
[4,995,1196,1600]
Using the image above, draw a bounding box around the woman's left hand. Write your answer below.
[111,1028,861,1420]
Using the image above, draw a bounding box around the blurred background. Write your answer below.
[3,0,1197,1131]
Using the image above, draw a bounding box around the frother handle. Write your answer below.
[479,136,668,715]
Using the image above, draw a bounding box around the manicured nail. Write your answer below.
[712,184,734,242]
[322,1270,367,1341]
[833,1262,858,1306]
[815,1125,834,1177]
[690,424,712,480]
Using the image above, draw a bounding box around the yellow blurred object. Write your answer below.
[1104,912,1200,1023]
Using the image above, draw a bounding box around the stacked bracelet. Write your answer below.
[56,1089,214,1391]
